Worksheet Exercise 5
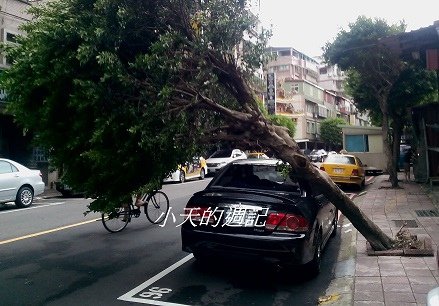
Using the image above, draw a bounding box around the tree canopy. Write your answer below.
[1,0,276,210]
[324,16,437,187]
[1,0,398,251]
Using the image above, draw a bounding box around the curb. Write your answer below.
[321,214,356,305]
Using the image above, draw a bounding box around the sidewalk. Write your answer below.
[351,173,439,305]
[38,187,62,199]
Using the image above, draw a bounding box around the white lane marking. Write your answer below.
[118,254,194,305]
[342,223,352,228]
[0,202,66,215]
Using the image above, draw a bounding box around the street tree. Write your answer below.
[324,16,436,187]
[1,0,394,250]
[346,64,437,173]
[320,118,347,151]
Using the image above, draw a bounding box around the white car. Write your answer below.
[0,158,45,208]
[309,149,328,162]
[206,149,247,174]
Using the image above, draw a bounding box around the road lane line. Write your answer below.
[118,254,194,305]
[0,202,66,215]
[0,218,100,245]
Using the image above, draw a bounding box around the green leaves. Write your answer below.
[1,0,273,211]
[320,118,347,149]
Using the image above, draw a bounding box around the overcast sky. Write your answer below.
[254,0,438,57]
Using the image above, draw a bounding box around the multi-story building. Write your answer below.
[0,0,52,185]
[264,47,370,150]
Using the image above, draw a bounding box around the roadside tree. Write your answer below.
[1,0,395,250]
[320,118,347,151]
[323,16,437,187]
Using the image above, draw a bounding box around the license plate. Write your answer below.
[333,168,344,174]
[222,205,266,227]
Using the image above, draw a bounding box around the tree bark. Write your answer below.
[191,51,396,251]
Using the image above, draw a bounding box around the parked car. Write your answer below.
[205,149,247,174]
[319,153,366,190]
[181,159,338,277]
[309,149,328,162]
[246,152,269,159]
[0,158,45,208]
[163,157,208,183]
[54,180,84,197]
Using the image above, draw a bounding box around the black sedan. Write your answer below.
[181,159,338,277]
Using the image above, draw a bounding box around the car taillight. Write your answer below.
[351,169,359,176]
[320,166,325,171]
[265,212,309,232]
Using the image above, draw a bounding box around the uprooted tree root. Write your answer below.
[392,223,423,250]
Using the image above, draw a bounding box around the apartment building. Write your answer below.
[264,47,369,150]
[0,0,51,184]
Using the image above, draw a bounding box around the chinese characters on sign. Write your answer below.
[266,72,276,115]
[156,206,269,228]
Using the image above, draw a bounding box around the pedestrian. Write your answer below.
[403,148,413,182]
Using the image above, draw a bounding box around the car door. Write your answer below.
[0,160,19,202]
[185,157,201,179]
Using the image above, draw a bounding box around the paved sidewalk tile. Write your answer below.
[351,173,439,306]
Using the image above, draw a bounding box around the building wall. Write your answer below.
[0,0,31,67]
[341,125,386,171]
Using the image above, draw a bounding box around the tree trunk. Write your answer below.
[391,119,403,183]
[379,97,398,187]
[203,53,395,251]
[239,120,395,251]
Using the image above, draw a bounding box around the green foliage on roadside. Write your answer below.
[0,0,279,211]
[320,118,347,149]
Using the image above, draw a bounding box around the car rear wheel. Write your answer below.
[179,171,186,183]
[199,168,205,180]
[359,178,366,190]
[307,231,322,277]
[330,211,338,238]
[15,186,34,208]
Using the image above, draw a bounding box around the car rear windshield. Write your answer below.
[325,155,356,165]
[212,164,301,193]
[209,149,232,158]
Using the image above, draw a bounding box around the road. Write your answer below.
[0,177,371,306]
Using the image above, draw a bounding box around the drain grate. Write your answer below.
[393,220,418,228]
[415,209,439,217]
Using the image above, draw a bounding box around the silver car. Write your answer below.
[0,158,45,208]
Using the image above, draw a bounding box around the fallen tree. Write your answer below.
[2,0,394,250]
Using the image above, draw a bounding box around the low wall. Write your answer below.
[351,152,386,172]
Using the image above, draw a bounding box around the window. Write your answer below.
[33,147,48,162]
[345,135,369,152]
[277,65,289,71]
[6,33,17,43]
[0,161,16,174]
[3,31,19,66]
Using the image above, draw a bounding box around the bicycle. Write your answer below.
[101,190,170,233]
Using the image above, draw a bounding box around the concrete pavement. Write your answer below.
[37,174,439,305]
[325,172,439,306]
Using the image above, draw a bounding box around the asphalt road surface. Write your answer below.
[0,177,366,306]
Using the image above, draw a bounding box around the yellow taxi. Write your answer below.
[163,157,208,183]
[319,153,366,189]
[247,152,269,159]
